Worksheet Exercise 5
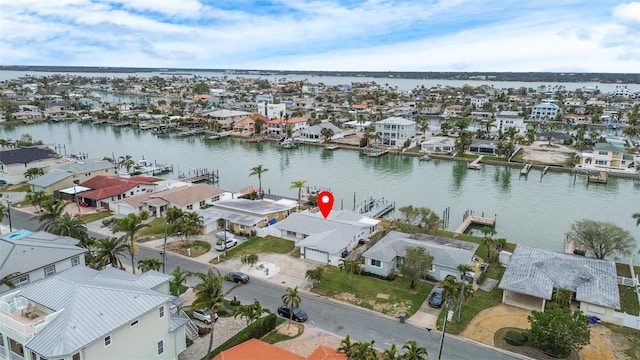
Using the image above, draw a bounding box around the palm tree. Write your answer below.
[338,258,361,289]
[118,155,135,173]
[382,343,401,360]
[112,213,149,274]
[92,236,129,269]
[249,165,269,195]
[290,180,306,211]
[192,269,224,356]
[49,213,89,242]
[281,286,301,328]
[25,191,50,213]
[401,340,429,360]
[338,335,356,357]
[170,266,193,296]
[137,257,162,272]
[38,200,71,231]
[24,167,44,180]
[305,267,323,288]
[456,264,473,321]
[0,202,6,223]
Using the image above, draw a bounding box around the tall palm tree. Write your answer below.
[25,191,50,213]
[382,343,401,360]
[170,266,193,296]
[290,180,306,211]
[401,340,429,360]
[112,213,149,274]
[192,269,224,356]
[281,286,301,328]
[0,202,6,223]
[456,264,473,322]
[338,258,361,289]
[249,165,269,195]
[49,213,89,242]
[92,236,129,269]
[137,257,162,272]
[338,335,356,357]
[118,155,135,173]
[38,200,71,231]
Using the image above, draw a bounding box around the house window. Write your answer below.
[0,332,4,350]
[240,225,246,230]
[44,265,55,277]
[158,306,165,318]
[130,319,139,327]
[199,201,205,206]
[157,340,164,355]
[598,151,608,155]
[72,353,80,360]
[13,274,29,287]
[104,335,112,347]
[370,259,381,268]
[187,205,193,210]
[9,338,24,357]
[71,256,80,267]
[595,160,607,165]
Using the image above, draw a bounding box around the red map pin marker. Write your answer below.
[317,191,334,219]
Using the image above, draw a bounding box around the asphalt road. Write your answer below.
[7,208,526,360]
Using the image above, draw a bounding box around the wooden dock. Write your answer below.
[588,171,609,184]
[453,214,496,237]
[177,168,219,183]
[467,155,484,170]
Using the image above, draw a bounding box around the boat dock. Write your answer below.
[325,144,339,150]
[588,171,609,184]
[178,168,219,183]
[356,196,395,218]
[467,155,484,169]
[419,154,431,161]
[364,147,389,157]
[453,210,496,237]
[520,163,532,175]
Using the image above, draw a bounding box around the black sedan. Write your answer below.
[225,272,250,284]
[277,305,308,322]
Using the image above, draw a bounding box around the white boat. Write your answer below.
[280,138,297,148]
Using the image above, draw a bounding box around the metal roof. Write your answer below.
[20,266,173,357]
[27,169,72,187]
[213,199,290,215]
[196,207,265,227]
[57,160,116,173]
[377,117,416,125]
[273,210,378,237]
[0,231,87,278]
[499,245,620,309]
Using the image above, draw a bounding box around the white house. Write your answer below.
[491,111,525,133]
[375,117,416,147]
[113,183,224,217]
[273,210,380,265]
[256,102,286,119]
[0,266,189,360]
[0,230,87,292]
[576,142,638,172]
[204,110,252,129]
[0,146,60,184]
[298,122,344,143]
[362,231,479,280]
[420,137,455,154]
[530,102,561,120]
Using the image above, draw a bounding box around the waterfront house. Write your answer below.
[27,169,75,195]
[77,175,158,209]
[0,266,188,360]
[232,114,269,136]
[266,117,309,137]
[535,131,571,144]
[113,183,224,218]
[298,122,344,143]
[374,117,416,147]
[204,109,252,129]
[420,137,455,154]
[499,245,621,323]
[469,140,499,155]
[272,210,379,265]
[0,146,60,184]
[210,199,293,235]
[0,230,87,292]
[362,231,478,281]
[491,111,525,133]
[530,102,561,120]
[442,104,465,118]
[256,102,286,119]
[53,159,117,183]
[575,142,638,172]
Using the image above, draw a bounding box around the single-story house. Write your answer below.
[362,231,478,281]
[76,175,158,208]
[210,199,293,235]
[297,122,344,143]
[421,137,455,153]
[273,210,380,265]
[535,131,572,144]
[28,159,118,195]
[0,146,60,184]
[499,245,620,323]
[113,183,224,218]
[469,140,498,155]
[27,169,75,195]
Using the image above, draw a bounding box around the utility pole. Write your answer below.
[162,222,168,274]
[6,199,12,233]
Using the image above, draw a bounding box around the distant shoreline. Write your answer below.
[1,65,639,84]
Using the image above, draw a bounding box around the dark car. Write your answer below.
[225,271,250,284]
[277,305,308,322]
[428,287,444,308]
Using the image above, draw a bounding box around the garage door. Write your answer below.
[304,247,328,264]
[117,204,134,216]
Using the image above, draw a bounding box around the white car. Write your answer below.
[215,238,238,251]
[191,308,218,324]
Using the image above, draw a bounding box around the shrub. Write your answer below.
[388,272,396,280]
[505,330,527,346]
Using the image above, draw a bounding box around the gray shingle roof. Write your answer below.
[363,231,478,268]
[213,199,289,215]
[57,159,116,173]
[0,146,58,165]
[273,210,378,236]
[20,266,173,357]
[0,231,87,278]
[499,245,620,309]
[196,207,264,226]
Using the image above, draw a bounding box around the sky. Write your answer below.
[0,0,639,73]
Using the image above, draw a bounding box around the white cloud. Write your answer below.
[612,2,640,23]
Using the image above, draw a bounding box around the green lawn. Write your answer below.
[138,218,168,239]
[615,262,640,315]
[311,266,432,318]
[80,211,113,223]
[210,236,295,264]
[437,263,506,335]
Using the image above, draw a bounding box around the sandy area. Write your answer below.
[460,304,619,360]
[520,141,575,165]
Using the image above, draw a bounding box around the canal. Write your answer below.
[1,121,638,253]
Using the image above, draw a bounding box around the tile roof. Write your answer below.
[120,183,223,208]
[78,175,157,200]
[212,338,305,360]
[19,266,173,358]
[499,245,620,309]
[0,231,87,278]
[307,345,347,360]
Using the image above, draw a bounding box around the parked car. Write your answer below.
[428,287,444,308]
[277,305,308,322]
[215,238,238,251]
[225,271,250,284]
[192,308,218,324]
[215,230,235,240]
